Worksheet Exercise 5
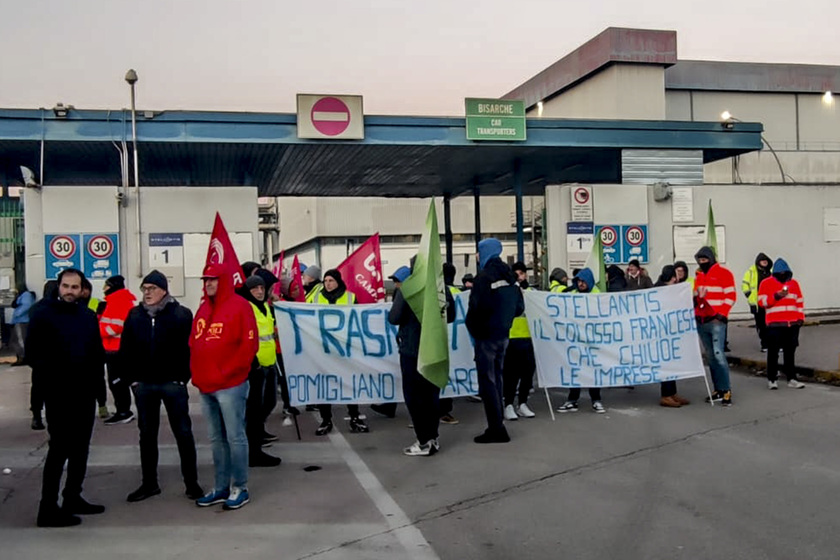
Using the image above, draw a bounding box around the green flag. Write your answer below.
[705,200,718,257]
[585,230,607,293]
[399,200,450,389]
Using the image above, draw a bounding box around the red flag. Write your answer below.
[337,233,384,304]
[291,255,305,302]
[205,212,245,288]
[271,250,284,299]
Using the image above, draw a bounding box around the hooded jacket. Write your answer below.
[466,256,524,340]
[606,265,628,292]
[570,268,600,294]
[693,246,737,322]
[741,252,773,306]
[190,264,259,394]
[99,287,137,353]
[120,297,194,384]
[549,267,569,293]
[757,258,804,325]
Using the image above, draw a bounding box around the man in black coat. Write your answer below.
[119,270,203,503]
[26,268,106,527]
[466,239,524,444]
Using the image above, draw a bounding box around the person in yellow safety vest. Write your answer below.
[79,278,110,419]
[313,269,368,436]
[674,261,694,290]
[557,267,606,414]
[242,275,282,468]
[503,262,537,421]
[302,265,323,303]
[742,253,773,352]
[548,267,570,292]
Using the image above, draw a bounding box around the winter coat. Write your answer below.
[190,264,259,394]
[465,257,524,341]
[120,298,194,385]
[99,288,137,353]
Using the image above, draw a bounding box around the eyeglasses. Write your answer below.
[140,285,163,293]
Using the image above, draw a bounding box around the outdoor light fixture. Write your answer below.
[52,103,72,118]
[537,101,544,117]
[824,91,834,105]
[720,111,734,129]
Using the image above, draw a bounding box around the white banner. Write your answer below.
[274,293,478,406]
[524,284,705,388]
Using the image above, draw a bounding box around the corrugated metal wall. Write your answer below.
[621,149,703,185]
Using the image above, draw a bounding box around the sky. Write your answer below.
[1,0,838,116]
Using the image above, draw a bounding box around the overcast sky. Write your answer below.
[1,0,837,116]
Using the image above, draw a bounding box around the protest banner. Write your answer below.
[274,292,477,406]
[524,283,705,389]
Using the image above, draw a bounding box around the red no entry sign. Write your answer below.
[311,97,351,136]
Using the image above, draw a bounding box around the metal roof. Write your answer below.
[666,60,840,94]
[0,108,763,197]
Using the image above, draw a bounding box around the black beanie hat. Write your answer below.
[141,270,168,292]
[105,274,126,294]
[245,275,266,290]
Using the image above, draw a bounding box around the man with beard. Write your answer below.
[26,268,106,527]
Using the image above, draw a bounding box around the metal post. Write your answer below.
[443,194,453,264]
[473,179,482,256]
[514,159,524,263]
[126,69,142,277]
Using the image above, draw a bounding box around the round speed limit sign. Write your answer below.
[625,226,645,247]
[87,235,114,259]
[599,226,618,247]
[49,236,77,259]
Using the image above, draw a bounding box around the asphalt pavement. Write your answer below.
[2,339,840,559]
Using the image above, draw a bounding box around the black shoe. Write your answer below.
[370,404,396,418]
[721,391,733,407]
[250,451,282,467]
[705,390,724,403]
[104,411,134,425]
[31,416,45,431]
[37,505,81,528]
[315,420,333,436]
[349,417,369,433]
[474,429,511,444]
[62,497,105,515]
[126,485,161,503]
[185,483,205,500]
[261,430,278,443]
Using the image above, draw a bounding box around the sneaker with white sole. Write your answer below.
[787,379,805,389]
[403,439,439,457]
[196,488,229,507]
[768,380,778,390]
[516,403,536,418]
[222,487,250,510]
[504,404,518,421]
[556,401,578,413]
[592,401,606,414]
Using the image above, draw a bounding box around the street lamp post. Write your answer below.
[125,69,142,277]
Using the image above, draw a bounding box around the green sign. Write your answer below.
[465,98,526,141]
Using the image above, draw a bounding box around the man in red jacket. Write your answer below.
[99,275,137,425]
[190,263,258,511]
[693,247,737,406]
[758,258,806,390]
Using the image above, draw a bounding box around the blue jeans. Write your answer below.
[200,380,249,491]
[698,320,731,392]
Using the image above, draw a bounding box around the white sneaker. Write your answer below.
[516,403,536,418]
[403,440,438,456]
[592,401,606,414]
[504,404,519,421]
[787,379,805,389]
[768,380,778,390]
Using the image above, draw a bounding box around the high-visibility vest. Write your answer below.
[250,302,277,367]
[694,264,737,319]
[314,290,356,305]
[88,297,100,313]
[757,277,804,325]
[509,287,532,339]
[741,265,760,306]
[448,285,461,295]
[549,280,568,293]
[305,284,323,303]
